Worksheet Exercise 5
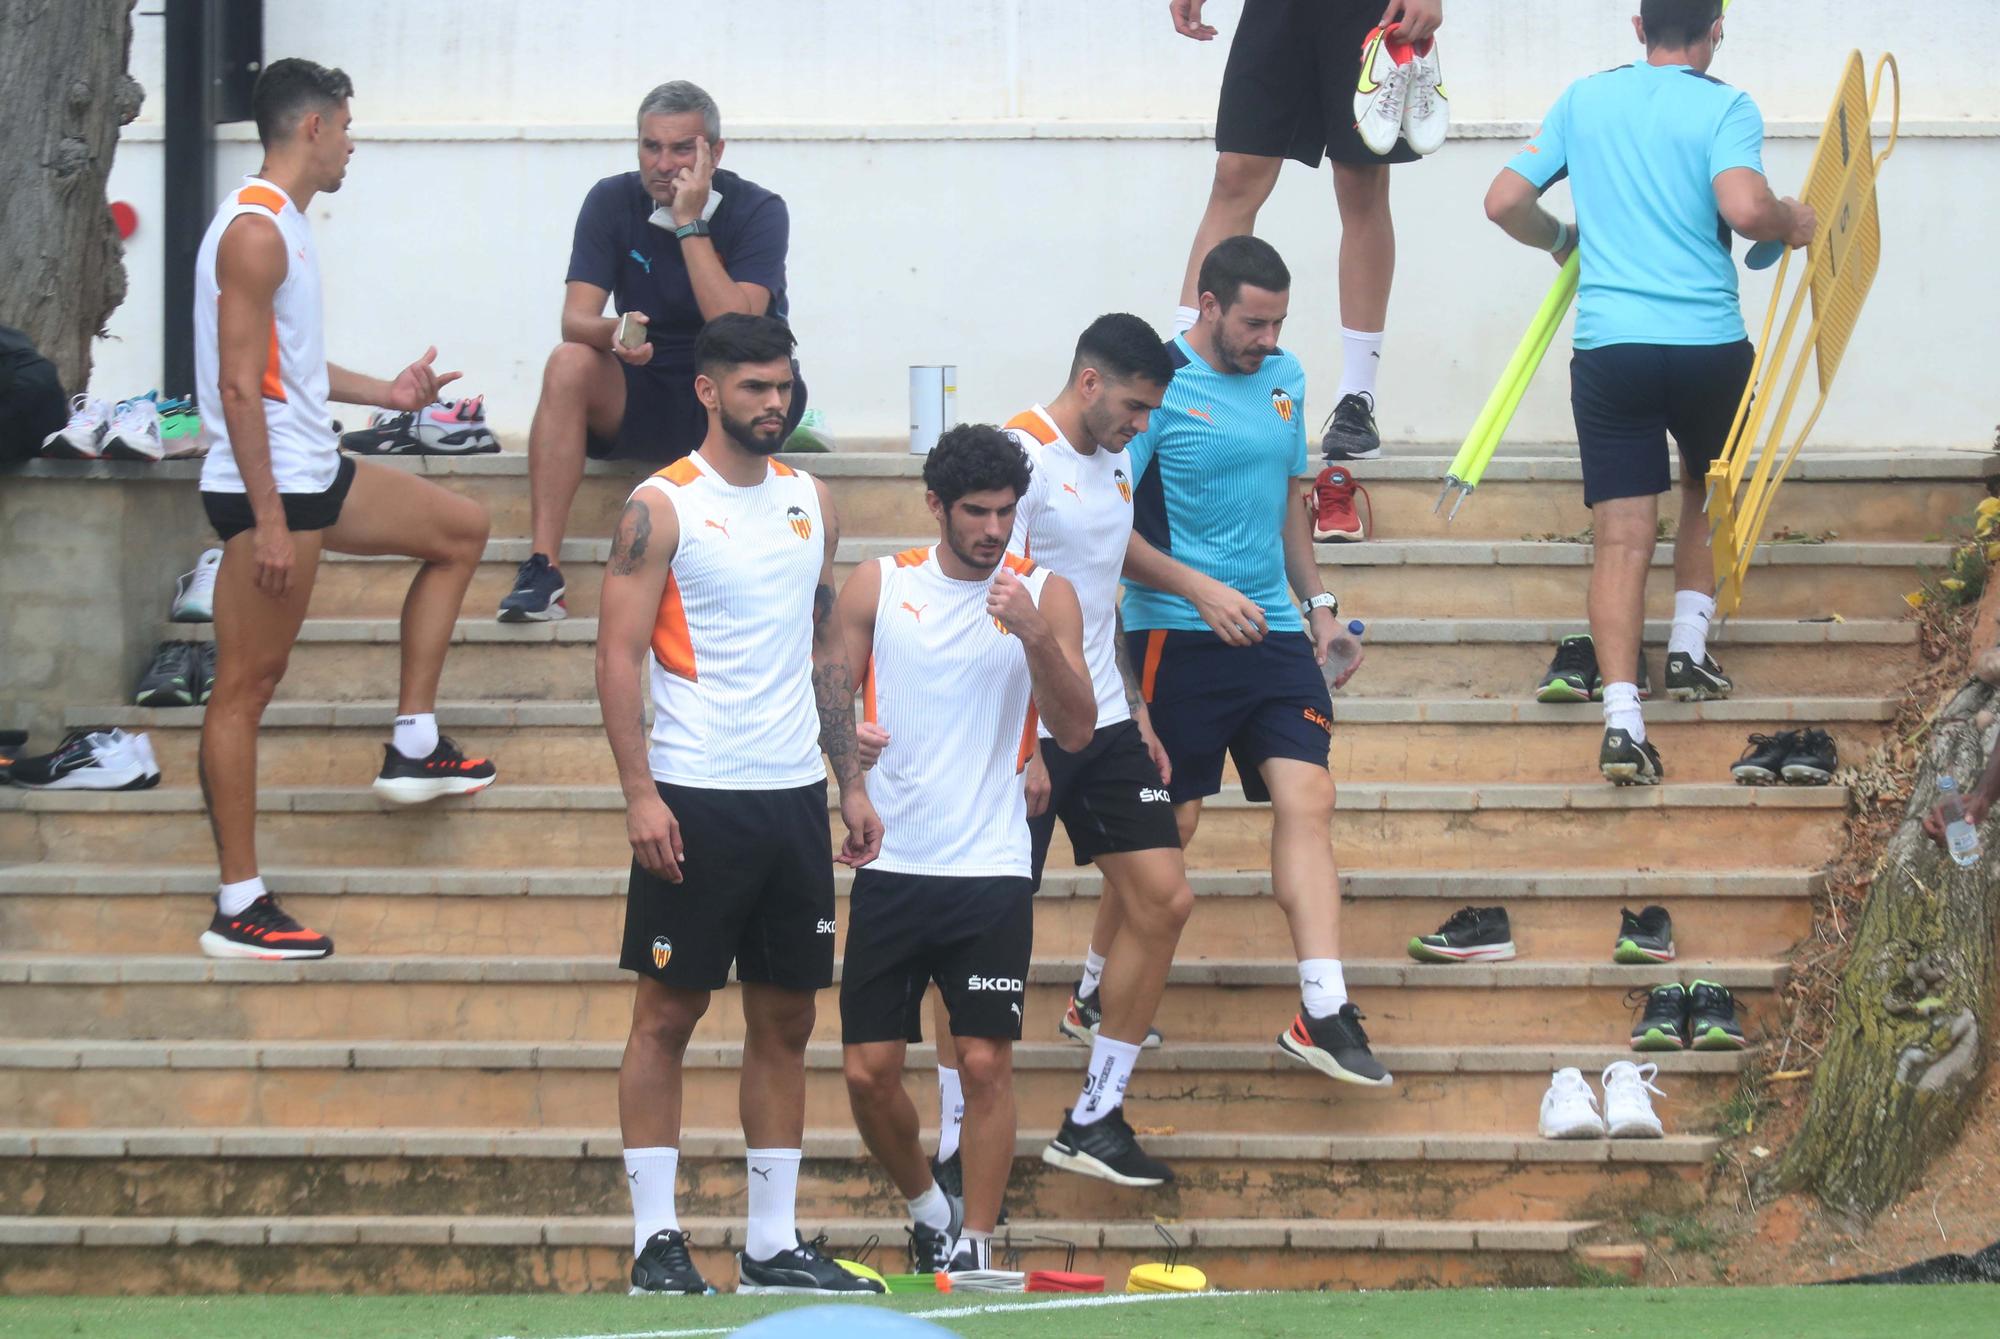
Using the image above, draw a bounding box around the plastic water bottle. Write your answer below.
[1936,776,1982,869]
[1322,620,1366,690]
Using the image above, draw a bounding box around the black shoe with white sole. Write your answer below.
[1277,1003,1392,1086]
[134,640,198,707]
[6,730,150,791]
[372,737,497,804]
[1731,731,1798,785]
[1320,392,1383,461]
[199,894,334,960]
[1599,728,1663,786]
[1536,634,1598,704]
[1043,1106,1174,1187]
[1781,727,1838,784]
[1664,651,1732,701]
[1408,905,1516,963]
[630,1228,714,1295]
[736,1233,886,1295]
[497,552,567,622]
[1613,904,1676,964]
[1058,988,1162,1048]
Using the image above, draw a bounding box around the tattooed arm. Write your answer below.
[812,477,882,867]
[596,489,683,879]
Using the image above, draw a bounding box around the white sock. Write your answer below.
[960,1228,992,1268]
[1171,305,1199,336]
[936,1065,965,1162]
[1668,589,1716,661]
[1078,945,1107,1000]
[1299,958,1348,1018]
[1336,327,1385,402]
[908,1180,952,1231]
[624,1146,680,1254]
[392,712,438,760]
[217,875,267,917]
[1602,681,1645,742]
[744,1147,802,1261]
[1072,1034,1142,1127]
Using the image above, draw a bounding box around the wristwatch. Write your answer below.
[673,219,711,241]
[1303,592,1340,619]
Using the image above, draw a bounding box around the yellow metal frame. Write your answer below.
[1707,51,1900,619]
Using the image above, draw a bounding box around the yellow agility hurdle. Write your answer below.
[1706,51,1901,619]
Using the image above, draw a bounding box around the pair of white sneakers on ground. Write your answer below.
[41,394,166,462]
[1540,1062,1666,1139]
[1355,23,1448,157]
[6,727,159,791]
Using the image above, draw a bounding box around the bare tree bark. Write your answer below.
[0,0,144,393]
[1779,665,2000,1218]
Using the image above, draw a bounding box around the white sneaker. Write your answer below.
[41,394,113,459]
[1538,1067,1606,1139]
[1601,1060,1667,1138]
[103,395,165,462]
[1400,39,1449,155]
[1353,24,1415,156]
[172,548,224,622]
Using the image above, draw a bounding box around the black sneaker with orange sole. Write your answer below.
[1276,1003,1392,1086]
[198,894,334,960]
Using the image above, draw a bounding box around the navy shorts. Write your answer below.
[587,358,809,461]
[1571,341,1755,507]
[1126,628,1333,804]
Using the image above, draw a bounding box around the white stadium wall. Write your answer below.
[90,0,1999,448]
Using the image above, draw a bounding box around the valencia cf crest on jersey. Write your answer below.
[1114,468,1132,503]
[651,936,673,969]
[786,505,813,540]
[1271,387,1296,423]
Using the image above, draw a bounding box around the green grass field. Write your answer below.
[1,1286,1993,1339]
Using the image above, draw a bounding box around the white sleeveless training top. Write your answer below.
[864,547,1051,877]
[634,453,828,790]
[195,177,340,494]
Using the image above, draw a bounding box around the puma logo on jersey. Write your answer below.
[1138,787,1171,804]
[1186,406,1214,423]
[1060,482,1081,500]
[967,975,1023,992]
[901,602,927,622]
[703,517,731,539]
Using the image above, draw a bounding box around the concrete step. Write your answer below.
[0,954,1784,1046]
[0,864,1819,960]
[345,450,1995,545]
[0,783,1849,871]
[148,616,1916,703]
[0,1212,1598,1293]
[0,1126,1714,1224]
[75,696,1892,788]
[0,1040,1749,1135]
[309,536,1943,622]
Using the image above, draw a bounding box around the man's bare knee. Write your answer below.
[842,1048,903,1106]
[1272,767,1338,825]
[743,987,816,1055]
[542,340,607,393]
[954,1039,1012,1096]
[630,983,705,1056]
[1210,154,1280,206]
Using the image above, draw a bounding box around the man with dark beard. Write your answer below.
[594,313,884,1296]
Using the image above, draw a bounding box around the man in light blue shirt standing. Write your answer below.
[1485,0,1815,784]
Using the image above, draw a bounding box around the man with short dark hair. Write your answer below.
[192,57,495,960]
[1485,0,1816,783]
[595,312,881,1296]
[501,81,802,621]
[1116,235,1391,1090]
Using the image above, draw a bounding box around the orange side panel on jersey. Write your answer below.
[893,547,929,568]
[1139,630,1167,704]
[235,185,286,214]
[862,656,877,725]
[650,572,698,681]
[770,459,796,476]
[260,317,287,402]
[1016,703,1041,773]
[654,457,702,486]
[1002,553,1038,577]
[1003,410,1058,445]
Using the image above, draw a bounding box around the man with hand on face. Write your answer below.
[594,314,881,1297]
[502,80,803,622]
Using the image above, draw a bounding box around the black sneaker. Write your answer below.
[1781,728,1838,785]
[907,1189,965,1272]
[1687,980,1747,1051]
[338,409,421,455]
[198,893,334,960]
[194,641,217,705]
[6,729,150,791]
[134,640,198,707]
[1058,988,1162,1049]
[1320,392,1382,461]
[1628,982,1689,1052]
[496,552,567,623]
[1664,651,1733,702]
[736,1233,886,1295]
[1536,634,1598,704]
[371,736,497,804]
[1408,905,1516,962]
[1613,905,1676,964]
[1042,1105,1175,1187]
[1731,731,1799,785]
[929,1150,1007,1226]
[1590,654,1653,702]
[1277,1003,1392,1086]
[630,1228,714,1295]
[1600,728,1663,786]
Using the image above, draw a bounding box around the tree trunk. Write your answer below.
[0,0,144,393]
[1779,668,2000,1218]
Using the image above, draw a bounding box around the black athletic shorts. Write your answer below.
[1128,628,1333,805]
[586,358,809,461]
[1571,340,1756,508]
[1215,0,1420,168]
[839,868,1034,1044]
[201,453,355,541]
[618,779,836,992]
[1028,720,1182,887]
